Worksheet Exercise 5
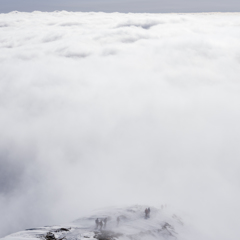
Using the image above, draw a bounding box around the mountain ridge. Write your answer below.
[2,205,184,240]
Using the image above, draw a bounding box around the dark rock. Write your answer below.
[45,232,56,240]
[94,230,123,240]
[54,228,71,232]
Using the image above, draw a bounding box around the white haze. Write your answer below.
[0,11,240,240]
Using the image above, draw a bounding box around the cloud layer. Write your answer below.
[0,11,240,240]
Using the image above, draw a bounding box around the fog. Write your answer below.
[0,11,240,240]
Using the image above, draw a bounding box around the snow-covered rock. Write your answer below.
[1,206,184,240]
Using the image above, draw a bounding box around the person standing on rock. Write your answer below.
[99,220,103,230]
[95,218,99,229]
[103,218,107,229]
[148,207,151,218]
[145,208,148,218]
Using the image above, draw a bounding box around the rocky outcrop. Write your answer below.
[94,230,122,240]
[3,206,183,240]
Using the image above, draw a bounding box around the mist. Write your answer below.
[0,11,240,240]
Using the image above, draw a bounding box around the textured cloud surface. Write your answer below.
[0,11,240,239]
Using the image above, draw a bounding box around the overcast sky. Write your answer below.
[0,0,240,13]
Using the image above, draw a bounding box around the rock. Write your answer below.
[45,232,56,240]
[94,230,122,240]
[54,228,70,232]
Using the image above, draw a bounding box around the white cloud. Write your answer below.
[0,11,240,240]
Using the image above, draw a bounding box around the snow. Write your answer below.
[0,11,240,240]
[1,205,189,240]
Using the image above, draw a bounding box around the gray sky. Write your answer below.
[0,0,240,13]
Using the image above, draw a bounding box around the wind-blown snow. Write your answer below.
[1,205,200,240]
[0,11,240,240]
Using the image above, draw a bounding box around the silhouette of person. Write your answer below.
[99,220,103,230]
[95,218,99,229]
[117,216,120,226]
[145,208,148,218]
[103,218,107,228]
[148,207,151,218]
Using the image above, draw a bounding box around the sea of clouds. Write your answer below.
[0,11,240,240]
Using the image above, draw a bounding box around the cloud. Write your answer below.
[0,11,240,240]
[0,22,10,28]
[116,19,162,29]
[42,34,63,43]
[59,22,82,27]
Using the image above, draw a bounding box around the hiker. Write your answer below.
[99,220,103,230]
[117,216,120,226]
[103,218,107,228]
[145,208,148,218]
[147,207,151,218]
[95,218,99,229]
